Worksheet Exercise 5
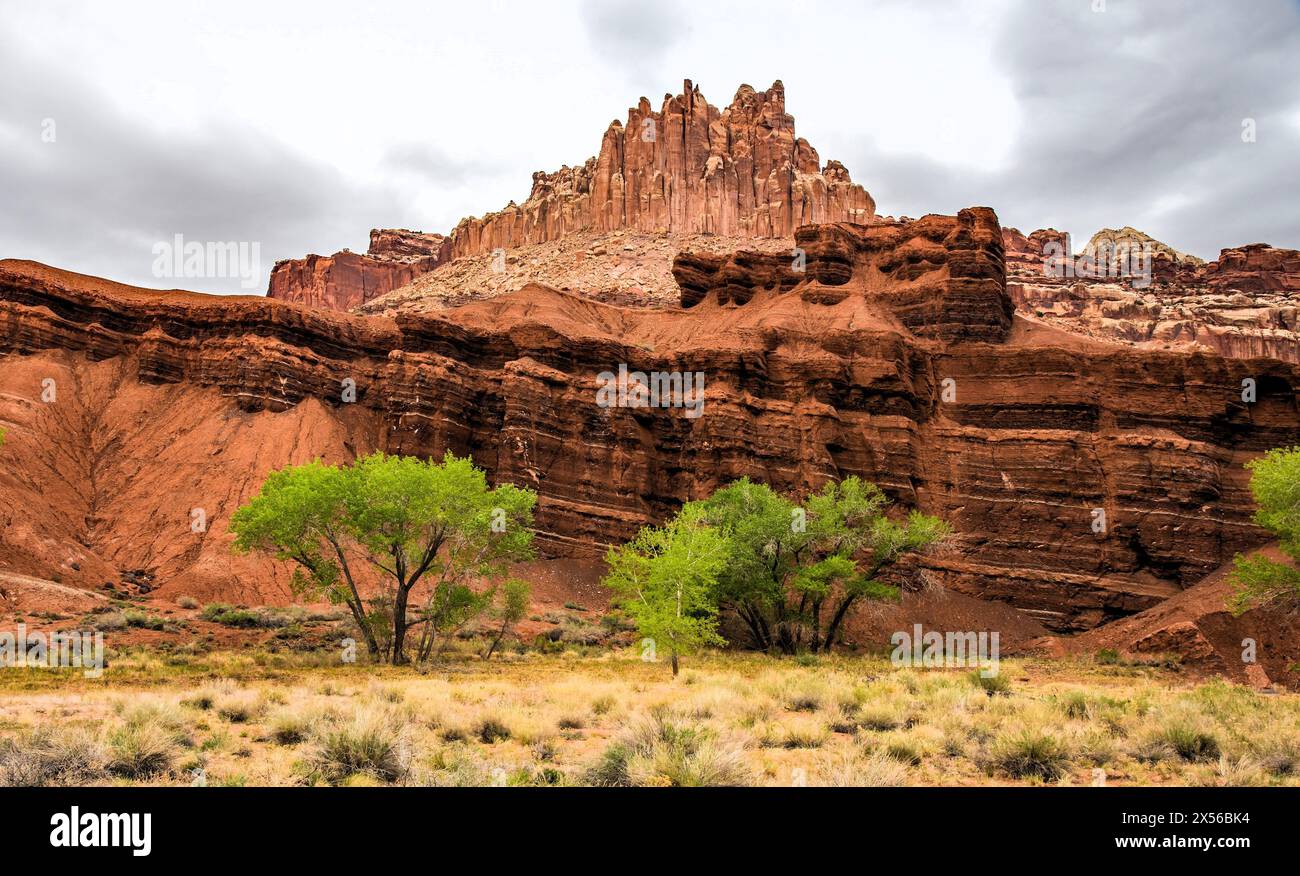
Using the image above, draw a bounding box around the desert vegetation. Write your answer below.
[231,451,535,664]
[1,650,1296,788]
[1229,445,1300,613]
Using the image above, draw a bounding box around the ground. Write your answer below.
[2,645,1297,788]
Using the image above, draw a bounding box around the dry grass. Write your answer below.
[0,650,1297,786]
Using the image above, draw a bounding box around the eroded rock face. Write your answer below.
[267,229,450,311]
[448,80,875,260]
[679,209,1012,343]
[1002,228,1300,362]
[4,205,1297,632]
[1202,243,1300,294]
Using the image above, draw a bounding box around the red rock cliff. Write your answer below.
[267,228,450,311]
[4,207,1297,633]
[449,80,875,259]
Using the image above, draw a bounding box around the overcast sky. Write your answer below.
[2,0,1298,292]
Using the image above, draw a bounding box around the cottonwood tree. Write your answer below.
[483,578,530,659]
[231,452,535,664]
[603,507,729,675]
[1229,446,1300,614]
[692,477,949,654]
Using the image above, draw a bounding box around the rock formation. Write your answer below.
[447,80,875,260]
[267,228,450,311]
[1002,227,1300,363]
[4,205,1297,636]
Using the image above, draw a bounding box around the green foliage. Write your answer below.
[231,452,536,664]
[990,728,1068,781]
[200,604,262,628]
[603,507,729,674]
[483,578,530,659]
[1229,446,1300,613]
[688,476,950,653]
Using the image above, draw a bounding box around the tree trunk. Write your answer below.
[391,585,412,664]
[671,653,680,676]
[822,594,858,654]
[327,536,381,659]
[485,617,509,659]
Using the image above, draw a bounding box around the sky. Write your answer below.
[1,0,1298,292]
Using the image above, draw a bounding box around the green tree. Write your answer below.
[692,476,949,654]
[231,452,536,664]
[229,460,380,658]
[483,578,530,659]
[1229,446,1300,614]
[603,507,729,675]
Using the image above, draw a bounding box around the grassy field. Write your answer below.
[1,648,1297,787]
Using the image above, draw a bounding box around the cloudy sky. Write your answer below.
[2,0,1298,292]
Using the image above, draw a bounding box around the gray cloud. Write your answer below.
[1,0,1297,296]
[0,29,412,293]
[580,0,691,82]
[847,0,1300,258]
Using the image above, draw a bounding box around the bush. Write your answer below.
[0,729,108,786]
[176,595,200,610]
[107,723,177,780]
[122,609,167,631]
[969,670,1011,696]
[269,712,310,746]
[1160,722,1221,763]
[216,693,264,724]
[308,708,410,785]
[587,715,751,787]
[201,604,262,628]
[475,717,512,744]
[201,604,298,629]
[989,728,1069,781]
[816,751,910,787]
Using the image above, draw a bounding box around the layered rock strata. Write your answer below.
[267,228,450,310]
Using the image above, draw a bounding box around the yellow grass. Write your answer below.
[1,648,1297,787]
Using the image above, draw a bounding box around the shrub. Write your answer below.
[475,717,512,744]
[122,609,167,631]
[107,722,177,780]
[587,715,751,787]
[816,751,910,787]
[990,727,1069,781]
[969,670,1011,696]
[1159,721,1220,762]
[216,693,264,724]
[269,712,310,746]
[0,729,108,786]
[201,604,263,628]
[308,708,410,785]
[176,595,200,610]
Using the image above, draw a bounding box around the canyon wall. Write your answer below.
[3,207,1296,632]
[267,228,450,311]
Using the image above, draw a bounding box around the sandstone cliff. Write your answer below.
[448,80,875,260]
[3,207,1296,638]
[267,228,450,311]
